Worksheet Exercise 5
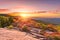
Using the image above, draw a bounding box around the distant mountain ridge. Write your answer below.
[33,18,60,24]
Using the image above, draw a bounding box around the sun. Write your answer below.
[19,9,31,18]
[20,13,30,18]
[20,13,31,21]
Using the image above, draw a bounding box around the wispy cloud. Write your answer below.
[0,9,10,13]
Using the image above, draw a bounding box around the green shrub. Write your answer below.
[56,25,60,32]
[22,26,29,32]
[54,36,60,40]
[47,36,54,40]
[7,25,14,29]
[47,36,60,40]
[0,16,13,28]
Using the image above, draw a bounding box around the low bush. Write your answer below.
[7,25,14,29]
[22,25,30,32]
[54,36,60,40]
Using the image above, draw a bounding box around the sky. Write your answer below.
[0,0,60,18]
[0,0,60,12]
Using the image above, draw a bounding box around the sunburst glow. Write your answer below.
[20,13,29,18]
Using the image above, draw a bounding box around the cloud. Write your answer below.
[0,9,10,13]
[0,9,9,11]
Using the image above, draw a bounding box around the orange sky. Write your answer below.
[8,12,60,18]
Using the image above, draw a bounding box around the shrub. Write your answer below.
[56,25,60,32]
[22,25,29,32]
[42,24,47,28]
[46,36,54,40]
[54,36,60,40]
[7,25,14,29]
[0,16,13,28]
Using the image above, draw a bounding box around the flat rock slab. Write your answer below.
[0,28,38,40]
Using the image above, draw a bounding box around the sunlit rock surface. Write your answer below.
[0,28,38,40]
